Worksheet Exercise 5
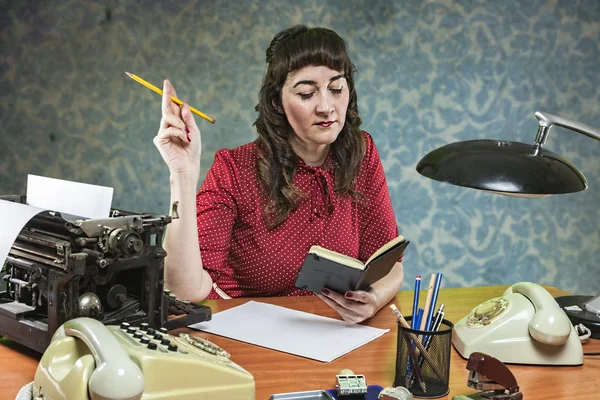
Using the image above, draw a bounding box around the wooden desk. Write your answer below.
[1,285,599,399]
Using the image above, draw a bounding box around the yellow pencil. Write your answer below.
[125,72,216,124]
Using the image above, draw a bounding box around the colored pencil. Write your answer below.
[411,275,421,329]
[125,72,216,124]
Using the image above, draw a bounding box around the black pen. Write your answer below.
[424,304,445,349]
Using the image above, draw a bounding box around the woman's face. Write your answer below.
[280,65,349,154]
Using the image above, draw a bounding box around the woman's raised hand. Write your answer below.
[153,79,202,177]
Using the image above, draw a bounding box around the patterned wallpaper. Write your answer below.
[1,0,598,296]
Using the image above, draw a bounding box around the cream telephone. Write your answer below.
[32,317,255,400]
[452,282,583,365]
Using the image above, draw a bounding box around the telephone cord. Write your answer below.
[15,381,33,400]
[575,323,591,341]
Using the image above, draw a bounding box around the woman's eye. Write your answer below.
[330,88,343,94]
[299,93,314,100]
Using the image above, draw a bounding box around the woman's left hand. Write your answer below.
[318,288,381,325]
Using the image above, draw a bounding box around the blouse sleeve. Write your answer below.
[357,132,401,262]
[196,150,239,293]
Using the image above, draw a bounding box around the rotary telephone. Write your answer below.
[452,282,583,365]
[32,317,255,400]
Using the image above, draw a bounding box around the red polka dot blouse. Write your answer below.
[196,131,399,299]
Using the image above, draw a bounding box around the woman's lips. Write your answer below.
[316,121,334,127]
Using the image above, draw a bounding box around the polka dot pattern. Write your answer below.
[196,131,400,299]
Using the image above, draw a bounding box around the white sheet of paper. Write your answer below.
[0,200,46,267]
[26,174,113,219]
[189,301,389,362]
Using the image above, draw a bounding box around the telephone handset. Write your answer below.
[452,282,583,366]
[33,317,255,400]
[503,282,571,345]
[34,318,144,400]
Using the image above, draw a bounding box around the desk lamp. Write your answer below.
[416,111,600,197]
[415,111,600,364]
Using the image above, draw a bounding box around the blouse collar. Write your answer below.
[298,153,336,218]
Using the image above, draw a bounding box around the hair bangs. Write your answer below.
[272,29,354,84]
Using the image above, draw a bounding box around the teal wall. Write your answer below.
[1,0,598,295]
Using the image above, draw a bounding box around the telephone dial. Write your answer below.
[452,282,583,365]
[32,317,255,399]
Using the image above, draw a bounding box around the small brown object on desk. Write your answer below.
[1,285,599,399]
[462,352,522,400]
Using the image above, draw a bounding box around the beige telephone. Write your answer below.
[452,282,583,365]
[33,317,255,400]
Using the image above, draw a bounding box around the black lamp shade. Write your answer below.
[416,140,588,195]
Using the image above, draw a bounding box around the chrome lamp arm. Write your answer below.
[534,111,600,150]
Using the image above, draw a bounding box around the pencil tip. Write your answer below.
[125,71,132,77]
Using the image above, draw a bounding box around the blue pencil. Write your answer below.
[411,276,421,329]
[414,308,423,330]
[406,309,423,378]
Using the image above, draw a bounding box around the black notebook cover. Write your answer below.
[295,239,409,294]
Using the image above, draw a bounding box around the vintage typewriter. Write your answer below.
[0,195,211,353]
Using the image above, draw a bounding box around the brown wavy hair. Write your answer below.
[254,25,365,228]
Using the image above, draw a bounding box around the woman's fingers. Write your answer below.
[154,126,189,145]
[322,288,372,309]
[162,79,174,115]
[319,288,379,324]
[161,81,195,144]
[317,295,360,324]
[161,112,187,131]
[161,79,181,116]
[181,103,200,136]
[343,290,375,305]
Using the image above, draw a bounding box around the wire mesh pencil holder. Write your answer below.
[394,316,453,398]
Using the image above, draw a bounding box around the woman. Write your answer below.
[154,25,404,324]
